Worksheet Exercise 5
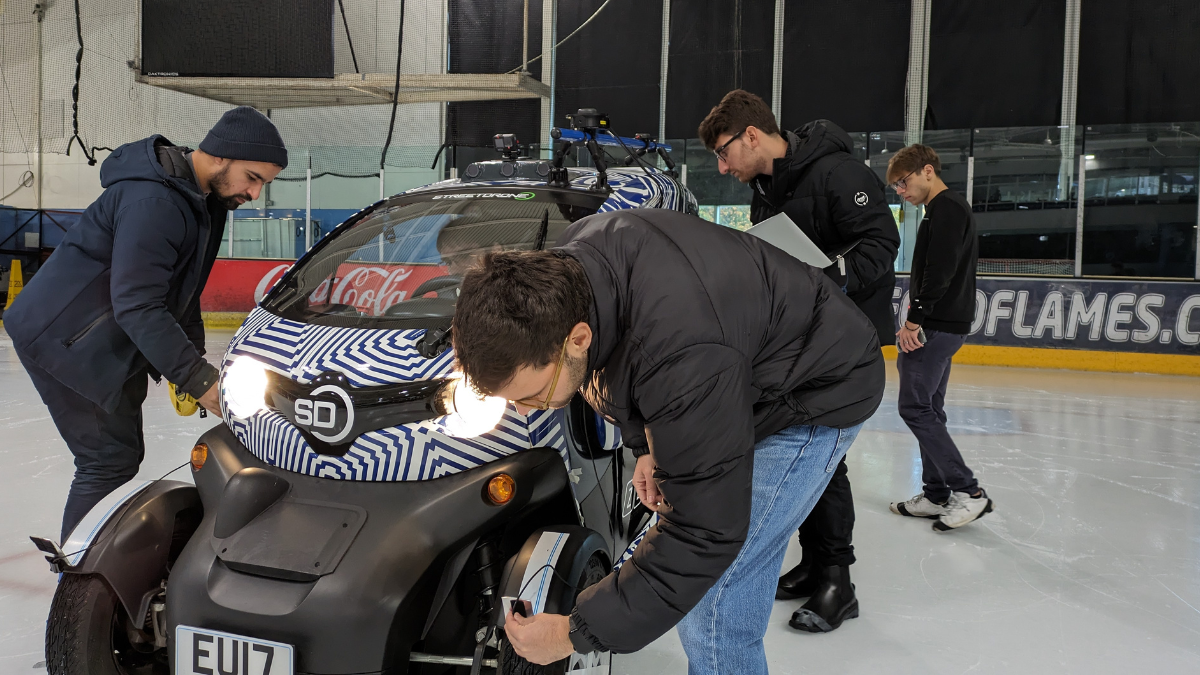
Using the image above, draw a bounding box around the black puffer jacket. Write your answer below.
[557,209,884,654]
[750,120,901,345]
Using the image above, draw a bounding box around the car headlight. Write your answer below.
[223,355,269,419]
[439,373,506,438]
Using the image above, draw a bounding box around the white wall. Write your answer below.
[0,0,449,211]
[1,151,106,210]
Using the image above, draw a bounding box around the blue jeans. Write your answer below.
[676,423,862,675]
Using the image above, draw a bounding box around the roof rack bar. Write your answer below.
[551,128,672,153]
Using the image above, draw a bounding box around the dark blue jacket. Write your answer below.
[6,136,224,412]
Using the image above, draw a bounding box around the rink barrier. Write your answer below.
[199,273,1199,377]
[880,344,1200,377]
[888,275,1200,376]
[202,312,251,330]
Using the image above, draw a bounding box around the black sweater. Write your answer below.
[907,189,978,334]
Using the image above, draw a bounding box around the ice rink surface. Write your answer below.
[1,329,1198,674]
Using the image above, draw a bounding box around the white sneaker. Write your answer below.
[933,490,994,531]
[889,493,947,519]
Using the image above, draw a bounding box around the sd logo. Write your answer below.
[294,385,355,443]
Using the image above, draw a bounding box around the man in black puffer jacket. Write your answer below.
[699,89,900,633]
[450,208,884,674]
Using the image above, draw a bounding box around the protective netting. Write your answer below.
[0,0,545,180]
[977,259,1076,276]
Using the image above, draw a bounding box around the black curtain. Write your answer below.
[665,0,775,139]
[1078,0,1200,125]
[142,0,334,77]
[554,1,663,137]
[926,0,1065,130]
[447,0,541,148]
[780,0,909,133]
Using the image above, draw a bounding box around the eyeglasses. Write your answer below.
[888,170,918,192]
[511,336,570,411]
[713,128,747,162]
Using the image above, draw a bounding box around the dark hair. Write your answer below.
[887,144,942,182]
[698,89,781,150]
[452,250,592,394]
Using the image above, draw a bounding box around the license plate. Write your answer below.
[176,625,294,675]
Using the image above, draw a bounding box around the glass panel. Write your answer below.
[262,188,604,329]
[867,131,910,271]
[1081,123,1200,278]
[225,218,302,259]
[971,125,1081,275]
[716,205,752,231]
[683,138,755,206]
[921,130,972,197]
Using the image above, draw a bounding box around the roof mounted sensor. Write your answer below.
[547,108,676,191]
[493,133,523,162]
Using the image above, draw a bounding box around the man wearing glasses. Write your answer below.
[450,209,884,674]
[885,144,993,531]
[698,89,899,633]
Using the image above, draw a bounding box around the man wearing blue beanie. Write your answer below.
[6,106,286,541]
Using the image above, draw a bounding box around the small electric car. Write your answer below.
[32,115,694,675]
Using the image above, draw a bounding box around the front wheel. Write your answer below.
[45,574,168,675]
[498,552,612,675]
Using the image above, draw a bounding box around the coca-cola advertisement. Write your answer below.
[201,259,447,315]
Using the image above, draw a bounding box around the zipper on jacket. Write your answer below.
[63,310,113,347]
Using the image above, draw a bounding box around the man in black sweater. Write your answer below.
[699,90,899,633]
[886,144,994,531]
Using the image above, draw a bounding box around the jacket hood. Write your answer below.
[100,135,205,208]
[777,119,854,176]
[751,120,854,208]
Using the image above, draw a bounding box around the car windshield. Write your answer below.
[261,188,603,329]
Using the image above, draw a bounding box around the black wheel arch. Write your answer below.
[496,525,610,625]
[71,480,202,628]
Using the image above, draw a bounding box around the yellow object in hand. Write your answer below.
[169,382,200,416]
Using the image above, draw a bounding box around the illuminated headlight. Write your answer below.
[223,356,269,419]
[439,373,506,438]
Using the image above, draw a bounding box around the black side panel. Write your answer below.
[927,0,1065,130]
[141,1,334,78]
[76,480,202,626]
[665,0,775,138]
[211,467,289,539]
[781,0,909,132]
[169,423,570,675]
[1078,0,1200,124]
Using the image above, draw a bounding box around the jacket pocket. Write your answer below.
[783,390,812,424]
[62,310,114,348]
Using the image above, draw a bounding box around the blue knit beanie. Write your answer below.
[199,106,288,169]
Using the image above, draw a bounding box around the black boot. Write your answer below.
[789,565,858,633]
[775,560,819,600]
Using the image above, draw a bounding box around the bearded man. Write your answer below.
[5,106,286,540]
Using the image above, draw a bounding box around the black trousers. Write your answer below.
[19,353,148,541]
[796,456,856,567]
[896,329,978,503]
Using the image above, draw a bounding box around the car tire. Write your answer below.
[497,552,612,675]
[45,574,167,675]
